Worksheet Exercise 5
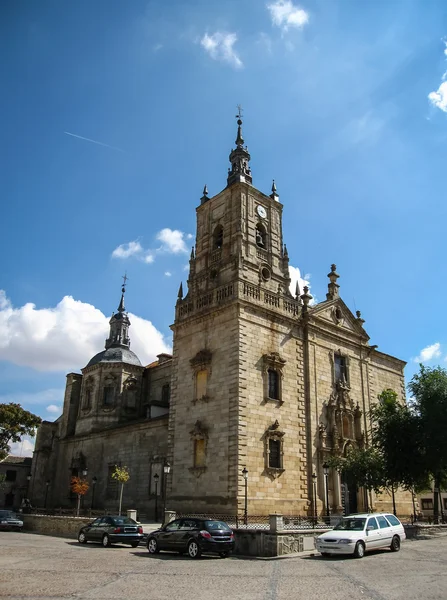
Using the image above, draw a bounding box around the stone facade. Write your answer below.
[31,118,411,519]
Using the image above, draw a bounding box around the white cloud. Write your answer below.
[413,342,441,363]
[46,404,61,414]
[0,290,171,372]
[267,0,309,32]
[156,228,189,254]
[143,252,155,264]
[289,266,315,304]
[164,271,172,277]
[200,32,243,69]
[9,436,35,458]
[111,240,143,259]
[428,82,447,112]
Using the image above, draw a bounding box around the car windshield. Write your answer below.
[333,518,366,531]
[0,511,14,519]
[112,517,137,525]
[204,520,231,531]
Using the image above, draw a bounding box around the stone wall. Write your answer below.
[23,514,92,538]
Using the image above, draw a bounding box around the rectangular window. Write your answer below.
[194,439,206,467]
[83,389,91,409]
[268,369,280,400]
[196,370,207,400]
[5,470,17,482]
[103,386,115,406]
[269,439,281,469]
[421,499,433,510]
[161,384,170,404]
[334,355,348,383]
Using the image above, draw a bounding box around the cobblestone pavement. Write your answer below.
[1,531,447,600]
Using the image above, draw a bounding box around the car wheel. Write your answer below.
[353,541,365,559]
[147,537,160,554]
[130,541,140,548]
[219,551,229,558]
[390,535,400,552]
[321,552,330,557]
[187,540,201,559]
[102,534,111,548]
[78,531,88,544]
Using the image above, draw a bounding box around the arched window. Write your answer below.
[256,224,266,248]
[213,225,223,249]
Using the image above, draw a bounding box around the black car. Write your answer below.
[147,517,235,559]
[78,515,144,547]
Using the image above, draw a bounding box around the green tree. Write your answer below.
[409,365,447,523]
[328,446,386,494]
[0,403,42,460]
[111,465,130,516]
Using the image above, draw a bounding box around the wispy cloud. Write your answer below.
[267,0,309,32]
[111,229,192,265]
[64,131,124,152]
[413,342,441,363]
[428,41,447,112]
[164,271,172,277]
[200,32,243,69]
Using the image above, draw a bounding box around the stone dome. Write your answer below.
[86,347,142,368]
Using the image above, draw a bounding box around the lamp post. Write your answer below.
[323,463,330,524]
[242,467,248,526]
[162,462,171,524]
[44,480,50,509]
[26,474,31,498]
[154,473,159,521]
[91,476,97,511]
[312,472,317,526]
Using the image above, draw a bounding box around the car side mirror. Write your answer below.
[367,525,374,531]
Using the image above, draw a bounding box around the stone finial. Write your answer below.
[270,179,279,201]
[356,310,365,326]
[295,280,301,302]
[301,286,313,312]
[177,282,183,300]
[283,244,288,258]
[326,263,340,300]
[190,246,195,260]
[200,185,209,204]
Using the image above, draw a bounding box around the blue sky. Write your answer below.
[2,0,447,454]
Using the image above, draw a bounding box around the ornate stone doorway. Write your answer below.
[341,472,358,515]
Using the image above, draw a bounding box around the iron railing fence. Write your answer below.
[177,513,330,530]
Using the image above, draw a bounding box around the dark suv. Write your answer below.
[147,518,235,558]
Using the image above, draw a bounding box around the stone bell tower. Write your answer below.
[167,112,308,515]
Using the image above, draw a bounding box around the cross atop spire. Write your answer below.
[105,278,131,349]
[227,105,252,187]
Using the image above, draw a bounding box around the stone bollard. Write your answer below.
[269,513,284,532]
[163,510,176,526]
[127,509,137,521]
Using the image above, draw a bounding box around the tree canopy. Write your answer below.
[0,403,42,460]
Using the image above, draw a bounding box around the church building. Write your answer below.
[31,116,409,519]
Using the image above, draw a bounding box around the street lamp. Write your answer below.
[242,467,248,526]
[26,474,31,497]
[44,480,50,509]
[154,473,159,521]
[91,476,97,511]
[162,462,171,523]
[323,462,330,524]
[81,468,88,477]
[312,472,317,526]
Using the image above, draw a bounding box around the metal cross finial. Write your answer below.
[122,273,129,288]
[236,104,243,119]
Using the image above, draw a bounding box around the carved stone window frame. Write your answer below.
[264,420,285,478]
[330,349,351,388]
[123,376,138,410]
[81,375,95,413]
[189,420,208,477]
[190,349,212,404]
[262,352,286,405]
[102,373,117,411]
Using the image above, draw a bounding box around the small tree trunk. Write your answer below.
[391,485,396,516]
[118,483,124,516]
[76,494,81,517]
[434,477,440,525]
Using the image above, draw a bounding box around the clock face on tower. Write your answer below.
[256,205,267,219]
